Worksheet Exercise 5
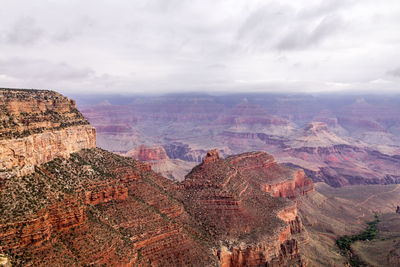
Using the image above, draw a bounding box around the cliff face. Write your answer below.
[0,125,95,178]
[124,145,196,181]
[125,144,168,161]
[0,147,311,266]
[0,89,96,179]
[182,150,310,267]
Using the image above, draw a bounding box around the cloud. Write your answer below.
[236,3,293,51]
[0,0,399,94]
[235,2,348,52]
[276,15,346,50]
[0,58,94,90]
[387,67,400,77]
[5,17,43,45]
[298,0,353,19]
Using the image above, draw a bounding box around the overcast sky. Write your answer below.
[0,0,399,94]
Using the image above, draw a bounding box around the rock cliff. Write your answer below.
[124,145,196,181]
[181,150,310,266]
[125,144,168,161]
[0,88,96,179]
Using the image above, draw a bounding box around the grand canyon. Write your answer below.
[78,93,400,186]
[1,88,400,266]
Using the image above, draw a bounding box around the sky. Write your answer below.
[0,0,400,95]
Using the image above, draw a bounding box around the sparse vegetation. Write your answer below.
[336,214,380,266]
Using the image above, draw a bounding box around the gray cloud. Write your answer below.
[298,0,354,19]
[0,0,399,94]
[5,17,43,45]
[277,15,345,50]
[387,67,400,77]
[0,58,94,90]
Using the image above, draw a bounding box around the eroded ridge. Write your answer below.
[181,149,311,266]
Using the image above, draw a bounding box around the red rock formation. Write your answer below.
[125,145,168,161]
[182,149,311,266]
[0,89,96,179]
[0,89,317,266]
[0,197,84,250]
[261,169,314,199]
[203,148,220,163]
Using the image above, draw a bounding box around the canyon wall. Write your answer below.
[182,150,311,267]
[0,89,96,179]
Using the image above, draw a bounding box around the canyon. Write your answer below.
[0,89,312,266]
[123,145,196,181]
[77,93,400,187]
[2,88,400,266]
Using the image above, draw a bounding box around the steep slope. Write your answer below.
[0,88,96,178]
[181,149,311,266]
[0,148,217,266]
[0,88,315,266]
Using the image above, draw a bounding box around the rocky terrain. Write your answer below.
[298,183,400,266]
[0,88,96,178]
[123,145,196,181]
[0,89,313,266]
[77,93,400,187]
[3,88,400,266]
[181,149,312,266]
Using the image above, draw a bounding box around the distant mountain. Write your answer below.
[78,93,400,187]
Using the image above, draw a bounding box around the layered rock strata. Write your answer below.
[181,150,310,266]
[124,145,196,181]
[0,89,96,179]
[0,89,314,266]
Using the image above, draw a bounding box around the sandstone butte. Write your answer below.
[125,145,168,161]
[0,88,314,266]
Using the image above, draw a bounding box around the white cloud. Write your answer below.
[0,0,399,94]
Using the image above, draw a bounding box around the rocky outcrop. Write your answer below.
[261,169,314,199]
[223,151,314,199]
[0,125,96,179]
[125,145,168,161]
[218,236,304,267]
[124,145,196,181]
[163,142,210,162]
[182,149,311,267]
[218,204,306,267]
[0,148,202,266]
[0,89,96,179]
[1,146,311,266]
[0,88,89,139]
[203,149,220,163]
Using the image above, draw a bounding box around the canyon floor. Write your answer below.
[299,183,400,266]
